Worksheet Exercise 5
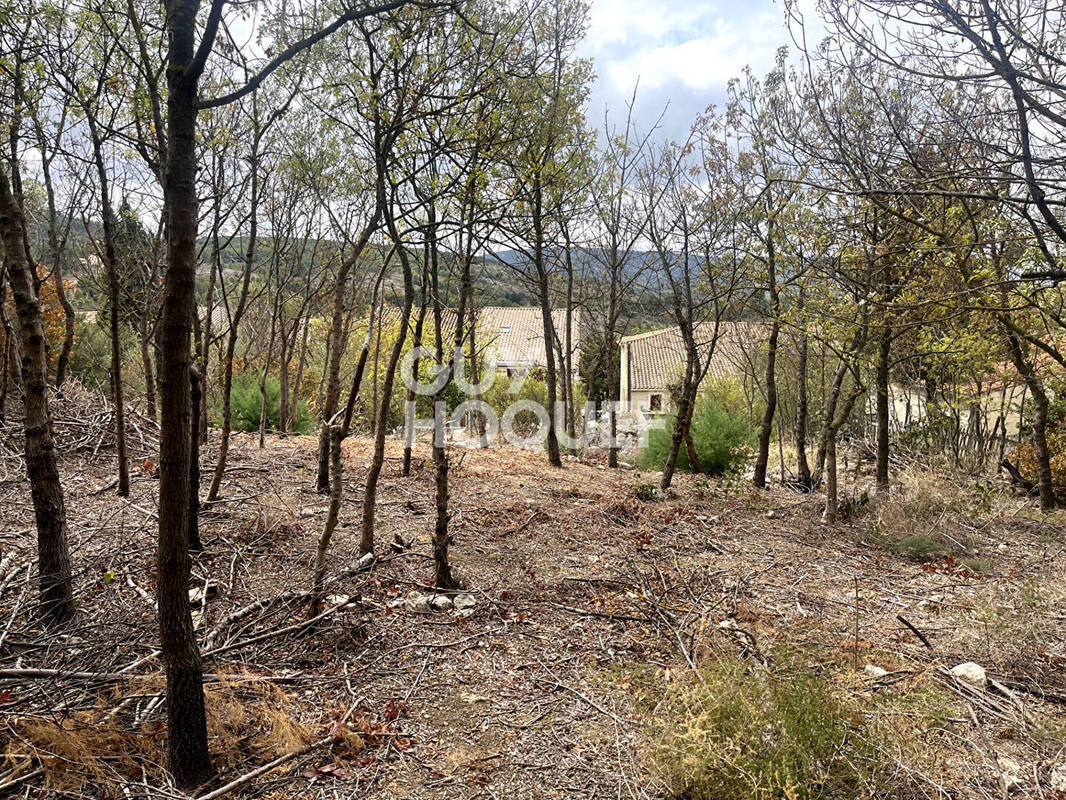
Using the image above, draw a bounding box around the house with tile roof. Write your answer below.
[379,305,584,379]
[476,306,583,377]
[618,322,758,415]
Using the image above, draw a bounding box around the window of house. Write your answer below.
[650,394,663,411]
[499,325,510,334]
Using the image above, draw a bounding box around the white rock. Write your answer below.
[453,593,477,611]
[864,664,888,678]
[1049,763,1066,792]
[950,661,987,688]
[405,591,431,612]
[326,594,351,607]
[430,595,453,610]
[998,542,1009,551]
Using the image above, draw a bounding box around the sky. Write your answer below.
[578,0,819,142]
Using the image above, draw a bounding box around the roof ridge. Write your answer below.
[620,320,749,345]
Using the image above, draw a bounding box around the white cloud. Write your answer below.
[580,0,805,136]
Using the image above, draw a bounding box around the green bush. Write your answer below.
[639,380,754,476]
[217,371,312,434]
[653,656,899,799]
[888,534,951,562]
[483,372,549,436]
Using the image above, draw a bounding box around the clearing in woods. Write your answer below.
[1,432,1064,798]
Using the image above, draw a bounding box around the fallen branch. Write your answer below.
[896,614,934,650]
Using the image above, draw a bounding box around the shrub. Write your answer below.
[483,372,549,436]
[639,380,754,476]
[889,534,951,562]
[217,371,312,434]
[631,482,659,502]
[652,656,899,799]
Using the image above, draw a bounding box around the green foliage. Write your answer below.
[889,534,951,562]
[217,371,312,434]
[67,319,113,392]
[652,655,900,799]
[483,372,549,434]
[639,380,754,476]
[579,333,617,403]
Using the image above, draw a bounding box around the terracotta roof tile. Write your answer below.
[621,321,759,391]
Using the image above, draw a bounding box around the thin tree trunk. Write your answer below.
[0,280,11,424]
[158,4,214,781]
[360,240,414,558]
[90,125,130,497]
[1005,329,1056,510]
[403,302,428,477]
[823,430,838,523]
[206,161,258,502]
[533,180,561,467]
[310,421,342,611]
[660,360,695,492]
[875,325,891,493]
[316,222,380,492]
[430,208,458,590]
[753,313,779,488]
[141,320,157,423]
[0,164,74,625]
[795,320,811,489]
[37,144,75,389]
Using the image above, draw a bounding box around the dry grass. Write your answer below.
[5,674,320,796]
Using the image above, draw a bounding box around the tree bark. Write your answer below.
[823,430,838,523]
[1005,328,1056,510]
[206,153,258,503]
[188,365,203,552]
[875,325,891,493]
[311,422,342,611]
[753,284,779,488]
[0,164,74,625]
[360,238,413,557]
[157,0,214,784]
[794,320,811,489]
[90,122,130,497]
[403,302,428,477]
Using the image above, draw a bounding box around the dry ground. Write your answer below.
[1,425,1065,799]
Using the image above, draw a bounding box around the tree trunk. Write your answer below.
[0,284,9,424]
[532,180,561,467]
[753,315,779,488]
[403,303,428,477]
[660,360,695,492]
[1005,329,1056,510]
[606,285,619,469]
[188,366,202,552]
[875,325,891,493]
[823,430,838,523]
[158,3,214,783]
[140,320,157,423]
[206,166,258,502]
[91,126,130,497]
[311,422,343,611]
[360,239,414,557]
[795,322,811,489]
[51,268,75,390]
[0,164,74,625]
